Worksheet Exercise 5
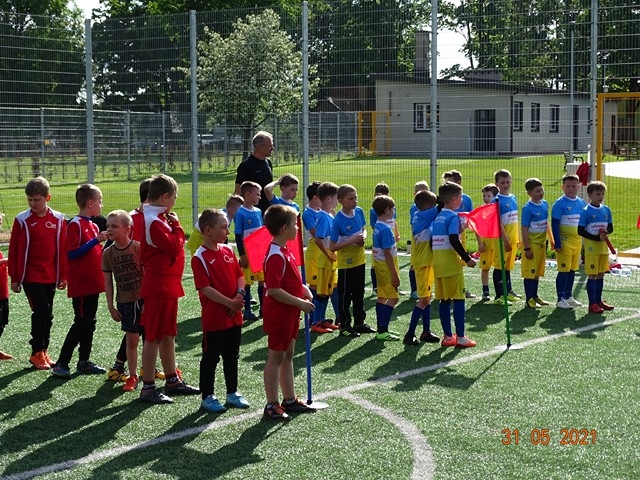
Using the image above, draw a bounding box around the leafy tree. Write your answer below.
[196,9,316,154]
[0,0,85,108]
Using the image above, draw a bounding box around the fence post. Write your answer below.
[190,9,199,227]
[85,18,95,184]
[126,110,131,180]
[40,108,45,178]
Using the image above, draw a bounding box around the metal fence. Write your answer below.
[1,2,640,255]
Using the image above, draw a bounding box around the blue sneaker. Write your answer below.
[410,291,419,300]
[243,311,259,321]
[226,392,250,409]
[201,395,227,413]
[51,363,71,378]
[77,360,107,375]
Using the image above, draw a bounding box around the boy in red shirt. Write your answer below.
[192,209,248,413]
[8,176,67,370]
[139,174,199,404]
[52,184,108,378]
[262,204,316,420]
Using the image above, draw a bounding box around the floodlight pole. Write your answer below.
[429,0,438,189]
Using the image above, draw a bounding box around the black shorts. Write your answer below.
[118,299,143,334]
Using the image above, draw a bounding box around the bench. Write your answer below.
[563,152,584,170]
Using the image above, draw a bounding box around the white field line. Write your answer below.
[342,392,436,480]
[3,309,639,480]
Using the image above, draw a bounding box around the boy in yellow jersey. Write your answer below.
[478,184,498,300]
[431,182,476,348]
[551,174,587,309]
[403,190,440,345]
[492,169,521,305]
[330,184,371,337]
[521,178,554,309]
[408,181,429,299]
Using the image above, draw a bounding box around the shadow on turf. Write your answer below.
[1,381,146,476]
[89,414,281,479]
[391,349,509,393]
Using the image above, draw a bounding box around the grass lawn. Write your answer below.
[1,254,639,479]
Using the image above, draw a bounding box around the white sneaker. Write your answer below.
[565,297,583,307]
[556,298,573,309]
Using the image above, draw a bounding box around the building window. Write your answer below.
[531,103,540,132]
[550,104,560,133]
[512,101,523,131]
[414,103,440,132]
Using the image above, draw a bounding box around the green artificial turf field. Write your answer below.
[1,254,639,479]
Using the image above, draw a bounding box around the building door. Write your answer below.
[474,109,496,152]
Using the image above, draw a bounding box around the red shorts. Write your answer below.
[140,297,178,342]
[263,315,300,351]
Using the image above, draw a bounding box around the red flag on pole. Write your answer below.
[243,225,303,273]
[459,203,501,239]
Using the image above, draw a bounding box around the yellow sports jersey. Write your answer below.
[186,225,204,257]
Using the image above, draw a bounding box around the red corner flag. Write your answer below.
[243,225,303,273]
[459,203,501,239]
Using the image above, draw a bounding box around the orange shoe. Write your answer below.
[0,351,13,360]
[320,320,340,331]
[43,350,55,366]
[310,323,332,334]
[589,303,604,314]
[123,375,139,392]
[29,351,50,370]
[441,335,457,347]
[598,301,614,311]
[455,336,477,348]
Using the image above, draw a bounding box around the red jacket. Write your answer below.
[8,207,67,286]
[140,204,185,298]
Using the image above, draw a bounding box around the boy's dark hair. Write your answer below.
[306,181,321,200]
[562,173,580,184]
[494,169,512,183]
[264,204,298,236]
[438,181,463,204]
[139,178,152,203]
[240,181,261,196]
[280,173,299,188]
[374,182,390,196]
[414,190,437,210]
[372,195,395,215]
[317,181,338,201]
[75,183,101,208]
[443,169,462,184]
[25,176,50,197]
[524,178,543,192]
[587,180,607,194]
[482,183,499,197]
[199,208,227,230]
[106,209,133,228]
[148,174,178,202]
[337,184,356,201]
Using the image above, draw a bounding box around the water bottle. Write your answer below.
[406,240,412,255]
[546,260,556,268]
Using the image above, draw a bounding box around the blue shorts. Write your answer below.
[118,299,143,334]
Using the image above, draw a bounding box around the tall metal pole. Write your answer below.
[190,10,199,226]
[430,0,438,189]
[569,21,574,163]
[85,19,94,184]
[302,2,310,211]
[590,0,599,177]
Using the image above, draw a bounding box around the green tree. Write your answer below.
[0,0,84,108]
[196,9,315,154]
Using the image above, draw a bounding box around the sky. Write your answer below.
[71,0,468,71]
